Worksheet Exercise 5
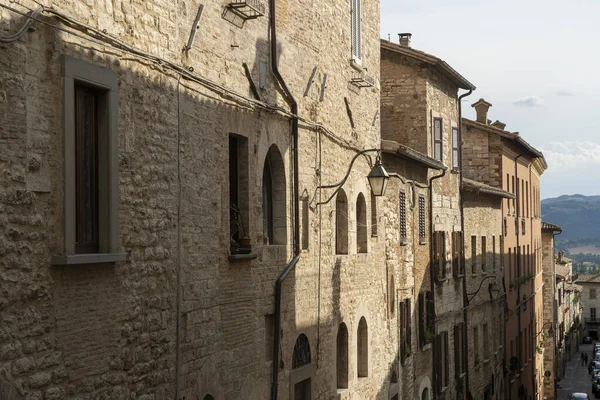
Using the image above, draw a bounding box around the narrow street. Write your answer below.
[557,343,595,399]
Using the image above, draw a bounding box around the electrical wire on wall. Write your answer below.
[0,1,367,158]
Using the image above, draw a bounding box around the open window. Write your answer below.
[229,135,249,253]
[357,317,368,377]
[336,323,349,389]
[262,145,286,245]
[356,193,367,253]
[336,189,349,254]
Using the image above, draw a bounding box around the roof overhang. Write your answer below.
[381,140,446,170]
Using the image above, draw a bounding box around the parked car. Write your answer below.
[593,375,600,395]
[571,393,590,399]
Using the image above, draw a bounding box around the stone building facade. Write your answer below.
[576,274,600,342]
[462,179,511,400]
[541,222,561,400]
[0,0,408,398]
[462,101,547,399]
[380,37,476,400]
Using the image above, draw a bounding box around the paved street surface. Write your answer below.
[558,343,595,399]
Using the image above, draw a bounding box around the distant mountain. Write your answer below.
[541,194,600,242]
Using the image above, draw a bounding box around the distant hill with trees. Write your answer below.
[542,194,600,272]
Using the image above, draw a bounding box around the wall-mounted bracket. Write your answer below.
[319,73,328,102]
[242,62,261,101]
[183,5,204,54]
[344,97,355,129]
[303,66,318,97]
[226,0,265,20]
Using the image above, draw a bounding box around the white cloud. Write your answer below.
[541,141,600,169]
[512,96,544,107]
[554,90,575,97]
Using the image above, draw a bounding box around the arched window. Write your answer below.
[356,193,367,253]
[336,190,348,254]
[336,323,349,389]
[292,334,311,369]
[357,317,368,377]
[421,387,429,400]
[262,145,286,245]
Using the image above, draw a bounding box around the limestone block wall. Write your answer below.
[463,194,504,399]
[0,0,394,398]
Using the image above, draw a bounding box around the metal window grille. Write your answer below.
[418,195,425,243]
[399,191,407,243]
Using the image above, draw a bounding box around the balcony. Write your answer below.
[585,317,600,325]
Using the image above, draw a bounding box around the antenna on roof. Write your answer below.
[388,33,390,41]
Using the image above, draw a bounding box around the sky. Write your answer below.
[380,0,600,199]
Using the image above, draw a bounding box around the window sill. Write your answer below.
[483,358,490,364]
[436,277,448,283]
[400,241,408,246]
[228,253,258,262]
[51,253,127,265]
[421,343,432,351]
[450,169,460,174]
[419,241,427,245]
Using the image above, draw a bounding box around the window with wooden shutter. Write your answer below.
[350,0,361,62]
[426,291,434,343]
[434,118,443,162]
[399,301,405,361]
[481,236,487,272]
[406,299,411,357]
[454,325,460,378]
[452,231,463,277]
[471,235,477,274]
[418,293,425,347]
[452,127,459,170]
[418,195,426,244]
[443,331,449,387]
[399,190,407,244]
[434,231,446,280]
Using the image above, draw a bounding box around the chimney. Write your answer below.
[558,251,564,263]
[491,120,506,130]
[471,98,492,124]
[398,33,412,47]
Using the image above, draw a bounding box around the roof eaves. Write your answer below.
[542,221,563,232]
[463,178,515,199]
[381,40,475,90]
[381,140,447,171]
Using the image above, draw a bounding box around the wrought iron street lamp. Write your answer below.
[367,157,389,197]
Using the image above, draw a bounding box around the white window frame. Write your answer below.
[351,0,362,63]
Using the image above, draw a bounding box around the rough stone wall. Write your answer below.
[0,0,394,399]
[426,70,465,400]
[381,152,431,400]
[380,49,428,155]
[463,194,504,399]
[541,231,556,400]
[461,121,503,189]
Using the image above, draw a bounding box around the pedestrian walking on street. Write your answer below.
[586,353,589,364]
[582,352,585,365]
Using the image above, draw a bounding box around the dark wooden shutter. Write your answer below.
[441,231,446,279]
[434,231,441,280]
[454,324,460,378]
[418,293,425,347]
[435,334,442,393]
[406,299,412,355]
[444,331,449,386]
[399,301,405,362]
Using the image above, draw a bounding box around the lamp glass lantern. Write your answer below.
[367,161,389,197]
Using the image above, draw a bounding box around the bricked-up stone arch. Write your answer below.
[336,189,348,254]
[262,145,287,245]
[292,334,312,369]
[356,193,367,253]
[357,317,368,377]
[421,387,429,400]
[336,323,349,389]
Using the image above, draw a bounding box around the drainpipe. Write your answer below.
[458,88,472,399]
[269,0,301,398]
[429,166,445,395]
